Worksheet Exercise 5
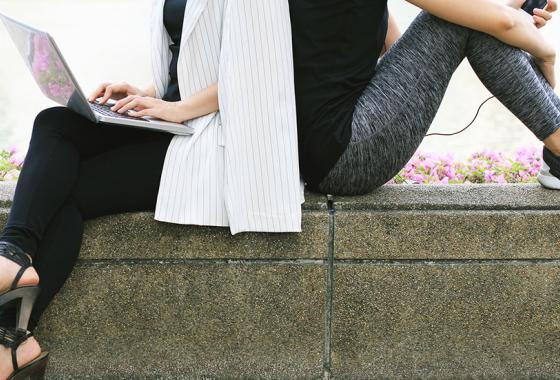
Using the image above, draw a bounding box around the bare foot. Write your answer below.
[0,255,39,294]
[0,334,41,380]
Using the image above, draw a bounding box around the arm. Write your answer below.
[406,0,555,59]
[111,82,219,123]
[175,82,219,121]
[406,0,556,85]
[380,11,402,56]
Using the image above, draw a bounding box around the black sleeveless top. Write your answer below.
[162,0,188,102]
[288,0,389,189]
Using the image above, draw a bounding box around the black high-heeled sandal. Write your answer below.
[0,242,40,330]
[0,326,48,380]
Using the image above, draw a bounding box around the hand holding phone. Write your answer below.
[521,0,556,28]
[522,0,548,14]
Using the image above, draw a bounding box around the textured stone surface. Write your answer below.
[334,183,560,211]
[0,182,329,260]
[302,190,329,211]
[3,180,560,379]
[81,211,329,260]
[332,264,560,379]
[36,263,325,379]
[0,210,6,228]
[0,181,15,208]
[336,210,560,259]
[6,182,560,211]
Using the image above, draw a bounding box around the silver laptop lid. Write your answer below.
[0,12,96,122]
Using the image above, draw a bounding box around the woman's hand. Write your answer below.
[504,1,558,87]
[506,0,557,28]
[111,82,219,123]
[111,95,187,123]
[533,0,557,28]
[535,54,557,88]
[88,82,151,105]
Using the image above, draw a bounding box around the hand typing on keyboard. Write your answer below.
[90,101,142,121]
[88,80,218,124]
[88,82,150,104]
[110,95,189,124]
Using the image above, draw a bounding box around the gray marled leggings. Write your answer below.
[316,11,560,195]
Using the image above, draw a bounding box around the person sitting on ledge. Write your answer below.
[0,0,303,378]
[290,0,560,196]
[0,0,559,378]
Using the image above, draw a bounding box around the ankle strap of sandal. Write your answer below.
[0,326,33,372]
[0,242,32,290]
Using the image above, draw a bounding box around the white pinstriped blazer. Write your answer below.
[150,0,305,234]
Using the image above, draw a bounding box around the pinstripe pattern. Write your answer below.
[150,0,172,99]
[151,0,305,234]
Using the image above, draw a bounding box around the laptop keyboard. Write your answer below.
[90,102,142,121]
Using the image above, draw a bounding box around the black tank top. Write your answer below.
[288,0,389,189]
[162,0,188,102]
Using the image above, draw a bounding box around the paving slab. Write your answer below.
[332,263,560,379]
[36,263,326,379]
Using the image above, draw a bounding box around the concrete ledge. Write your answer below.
[1,182,560,379]
[0,181,330,261]
[331,183,560,260]
[334,183,560,211]
[80,211,329,260]
[336,210,560,259]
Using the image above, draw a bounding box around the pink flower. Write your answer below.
[8,152,25,167]
[484,170,496,182]
[410,174,425,183]
[444,167,457,180]
[7,145,19,155]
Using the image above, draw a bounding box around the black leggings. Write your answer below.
[0,107,173,331]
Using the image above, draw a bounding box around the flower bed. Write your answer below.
[0,146,24,182]
[1,145,544,184]
[389,145,542,185]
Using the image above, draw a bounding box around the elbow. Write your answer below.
[493,7,516,35]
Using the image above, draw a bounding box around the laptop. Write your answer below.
[0,12,194,136]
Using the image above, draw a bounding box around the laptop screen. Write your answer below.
[1,16,78,107]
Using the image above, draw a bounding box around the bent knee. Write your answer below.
[415,10,472,41]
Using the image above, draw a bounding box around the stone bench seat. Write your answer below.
[1,182,559,379]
